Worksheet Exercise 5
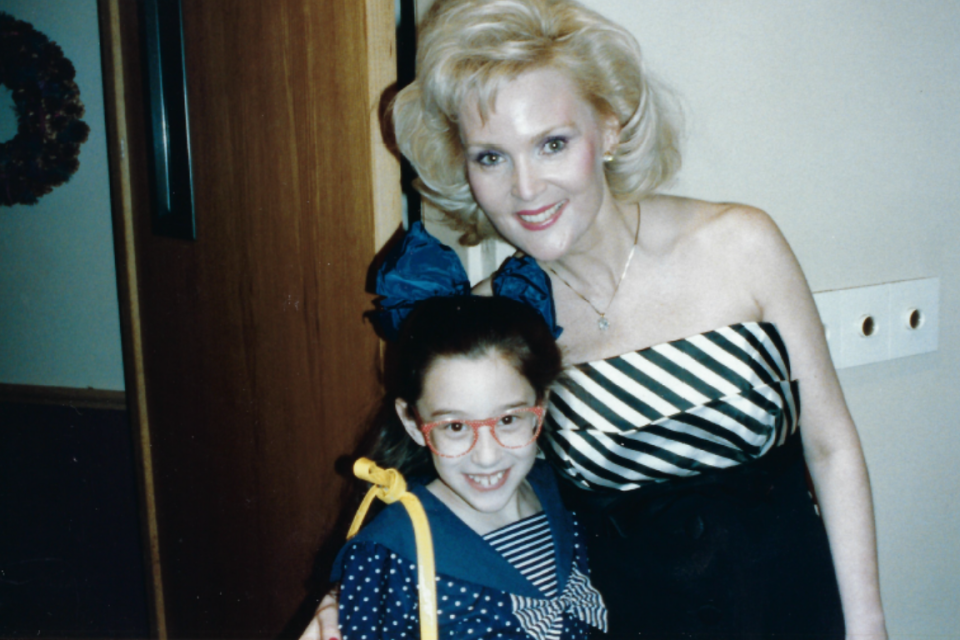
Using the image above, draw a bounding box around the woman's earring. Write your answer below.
[603,151,615,163]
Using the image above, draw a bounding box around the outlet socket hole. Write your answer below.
[860,315,877,337]
[907,308,924,330]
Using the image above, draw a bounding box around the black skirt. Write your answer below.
[558,432,844,639]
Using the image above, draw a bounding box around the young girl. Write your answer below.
[331,293,607,640]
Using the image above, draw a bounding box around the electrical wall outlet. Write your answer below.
[838,283,890,368]
[887,277,939,359]
[813,277,939,369]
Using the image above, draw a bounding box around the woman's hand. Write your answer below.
[298,589,341,640]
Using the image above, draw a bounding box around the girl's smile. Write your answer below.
[464,468,510,490]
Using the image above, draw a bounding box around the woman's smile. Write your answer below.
[516,200,567,229]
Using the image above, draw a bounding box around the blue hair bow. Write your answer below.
[375,222,562,341]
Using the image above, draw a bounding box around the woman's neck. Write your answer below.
[541,197,640,300]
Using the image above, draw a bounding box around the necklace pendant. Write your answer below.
[597,316,610,331]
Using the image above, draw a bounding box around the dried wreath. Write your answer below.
[0,11,90,206]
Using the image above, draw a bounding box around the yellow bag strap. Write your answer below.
[347,458,438,640]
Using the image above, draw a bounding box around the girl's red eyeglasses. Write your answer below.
[417,406,546,458]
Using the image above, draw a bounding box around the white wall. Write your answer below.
[0,0,125,391]
[590,2,960,636]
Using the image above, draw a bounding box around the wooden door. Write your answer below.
[99,0,400,636]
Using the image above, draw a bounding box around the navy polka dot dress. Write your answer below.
[332,461,606,639]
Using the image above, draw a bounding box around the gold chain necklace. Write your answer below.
[546,206,641,332]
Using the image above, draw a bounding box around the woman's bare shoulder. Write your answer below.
[649,195,784,254]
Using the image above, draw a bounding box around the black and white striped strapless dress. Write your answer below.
[543,323,844,639]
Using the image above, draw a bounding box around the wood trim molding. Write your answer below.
[98,0,168,637]
[365,0,403,251]
[0,383,127,411]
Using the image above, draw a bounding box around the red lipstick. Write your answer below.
[515,201,566,231]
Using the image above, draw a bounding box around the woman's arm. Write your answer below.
[298,589,340,640]
[732,206,887,639]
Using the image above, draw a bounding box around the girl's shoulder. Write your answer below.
[332,479,442,565]
[330,498,420,583]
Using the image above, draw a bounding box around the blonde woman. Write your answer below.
[302,0,886,637]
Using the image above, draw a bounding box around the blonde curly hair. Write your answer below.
[392,0,682,246]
